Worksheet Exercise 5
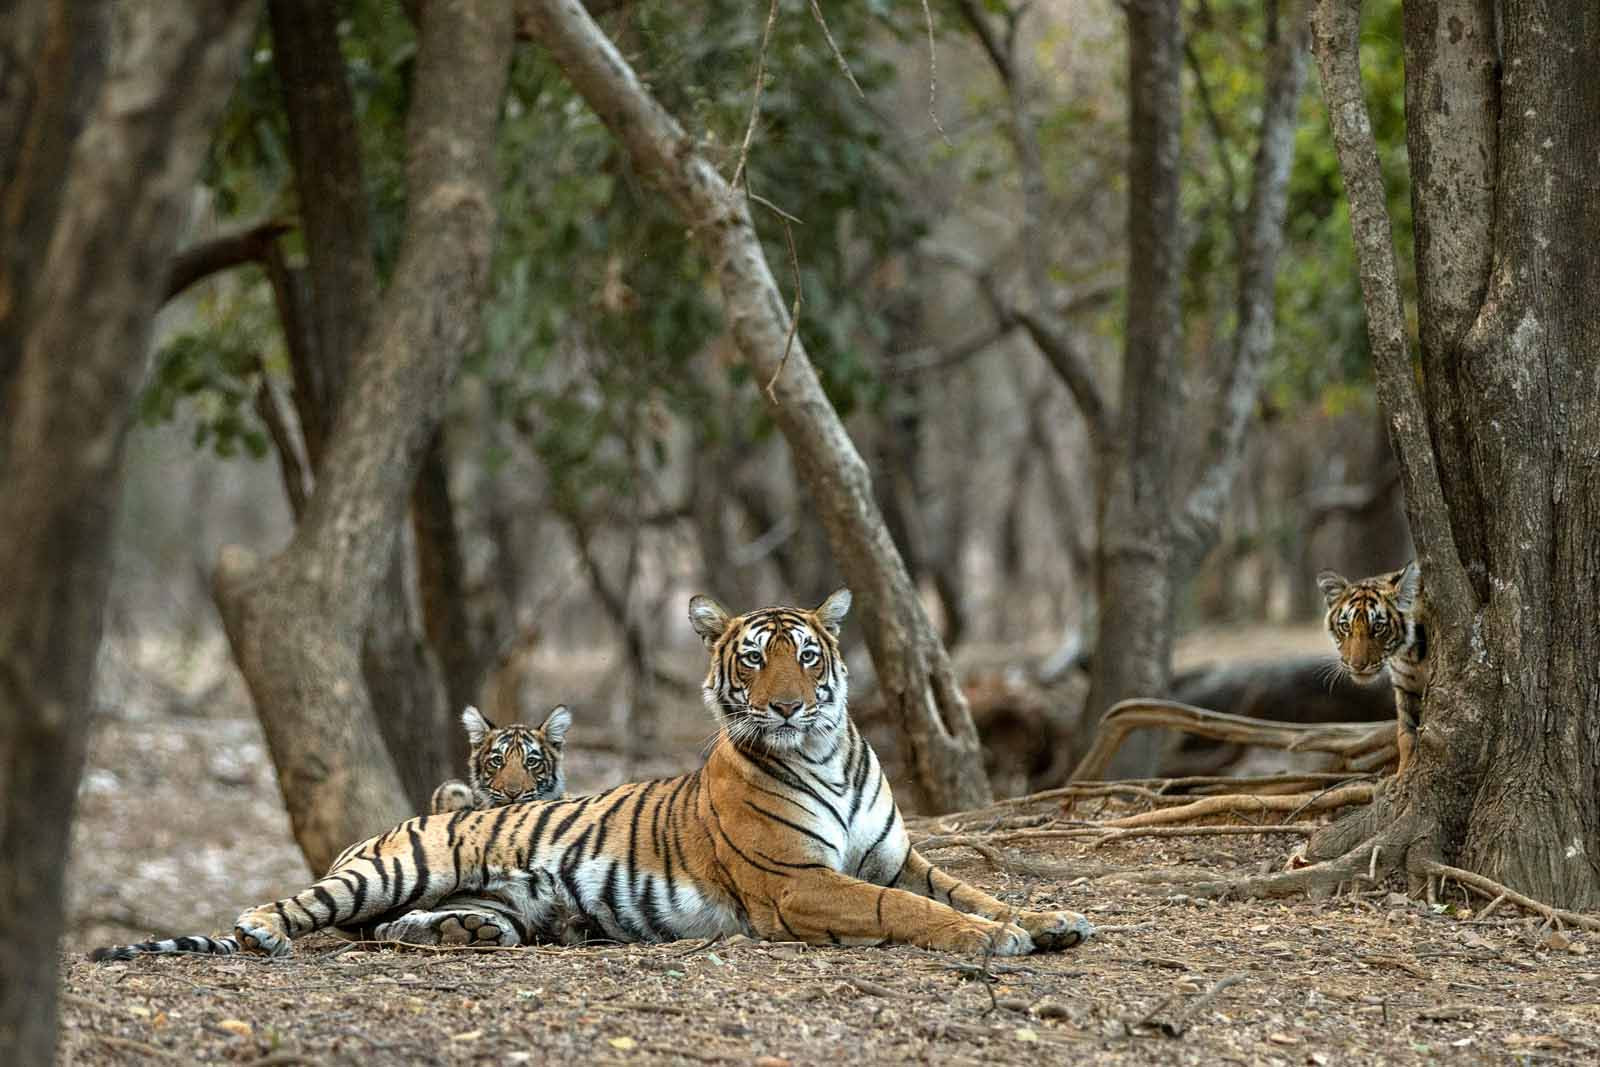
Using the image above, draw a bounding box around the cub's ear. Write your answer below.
[688,594,731,647]
[1315,571,1349,607]
[1392,561,1422,613]
[540,704,573,749]
[461,705,493,747]
[814,588,852,635]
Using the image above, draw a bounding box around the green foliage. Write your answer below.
[141,275,277,460]
[479,0,928,508]
[1180,0,1411,410]
[149,0,928,518]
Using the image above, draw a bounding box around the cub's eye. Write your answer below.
[740,650,764,669]
[1372,616,1388,632]
[799,648,819,667]
[485,754,503,769]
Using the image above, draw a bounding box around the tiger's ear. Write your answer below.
[1316,571,1349,607]
[688,594,731,647]
[540,704,572,749]
[814,588,852,635]
[1391,561,1422,613]
[461,705,493,747]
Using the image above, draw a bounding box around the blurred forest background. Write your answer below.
[107,0,1409,807]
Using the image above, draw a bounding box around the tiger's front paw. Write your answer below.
[984,921,1036,957]
[1017,909,1094,951]
[234,911,291,957]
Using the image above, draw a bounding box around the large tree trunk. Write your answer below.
[0,3,254,1061]
[1308,0,1600,909]
[519,0,992,811]
[1087,0,1184,776]
[214,0,513,874]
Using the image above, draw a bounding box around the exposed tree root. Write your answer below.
[1420,861,1600,933]
[1095,783,1376,829]
[1070,698,1396,782]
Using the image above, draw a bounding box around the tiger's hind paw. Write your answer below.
[374,908,520,949]
[234,913,292,957]
[1018,910,1094,951]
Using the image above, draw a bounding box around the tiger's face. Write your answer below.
[1317,564,1419,683]
[461,704,571,806]
[688,588,852,754]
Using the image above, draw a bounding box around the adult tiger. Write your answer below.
[429,704,572,814]
[1317,561,1430,777]
[92,590,1092,960]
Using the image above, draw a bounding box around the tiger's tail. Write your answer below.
[88,934,244,961]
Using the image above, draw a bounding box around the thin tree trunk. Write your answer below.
[265,0,458,811]
[1088,0,1184,777]
[519,0,991,811]
[0,4,254,1061]
[412,427,482,757]
[214,0,513,874]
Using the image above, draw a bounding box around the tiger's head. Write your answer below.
[460,704,571,806]
[687,588,852,755]
[1317,562,1420,683]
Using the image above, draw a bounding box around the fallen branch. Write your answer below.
[1070,698,1397,782]
[906,772,1376,831]
[1090,824,1316,846]
[1097,784,1376,829]
[1160,972,1248,1037]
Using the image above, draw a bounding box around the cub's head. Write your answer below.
[687,588,852,754]
[1316,562,1419,683]
[460,704,572,805]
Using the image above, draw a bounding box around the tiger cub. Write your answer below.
[91,589,1092,961]
[429,704,571,814]
[1317,560,1430,777]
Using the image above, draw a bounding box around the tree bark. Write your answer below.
[1309,0,1600,909]
[412,427,483,751]
[0,3,254,1061]
[214,0,513,874]
[519,0,992,811]
[1088,0,1184,777]
[264,0,459,811]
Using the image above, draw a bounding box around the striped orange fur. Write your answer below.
[1318,561,1430,777]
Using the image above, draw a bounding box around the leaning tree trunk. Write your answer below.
[266,0,458,809]
[1307,0,1600,909]
[214,0,513,874]
[0,3,254,1061]
[519,0,992,811]
[1087,0,1184,777]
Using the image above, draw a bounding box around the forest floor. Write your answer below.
[56,627,1598,1066]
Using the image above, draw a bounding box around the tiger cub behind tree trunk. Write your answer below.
[429,704,571,814]
[1317,561,1430,777]
[91,589,1093,961]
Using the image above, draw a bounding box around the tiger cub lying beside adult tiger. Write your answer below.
[93,589,1091,960]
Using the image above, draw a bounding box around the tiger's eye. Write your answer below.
[740,650,763,668]
[799,648,819,667]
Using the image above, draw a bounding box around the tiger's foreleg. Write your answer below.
[234,827,467,956]
[1393,688,1421,779]
[755,869,1040,955]
[893,847,1093,951]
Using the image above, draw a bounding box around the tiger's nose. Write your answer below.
[770,700,803,720]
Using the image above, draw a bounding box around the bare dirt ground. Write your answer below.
[56,627,1597,1066]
